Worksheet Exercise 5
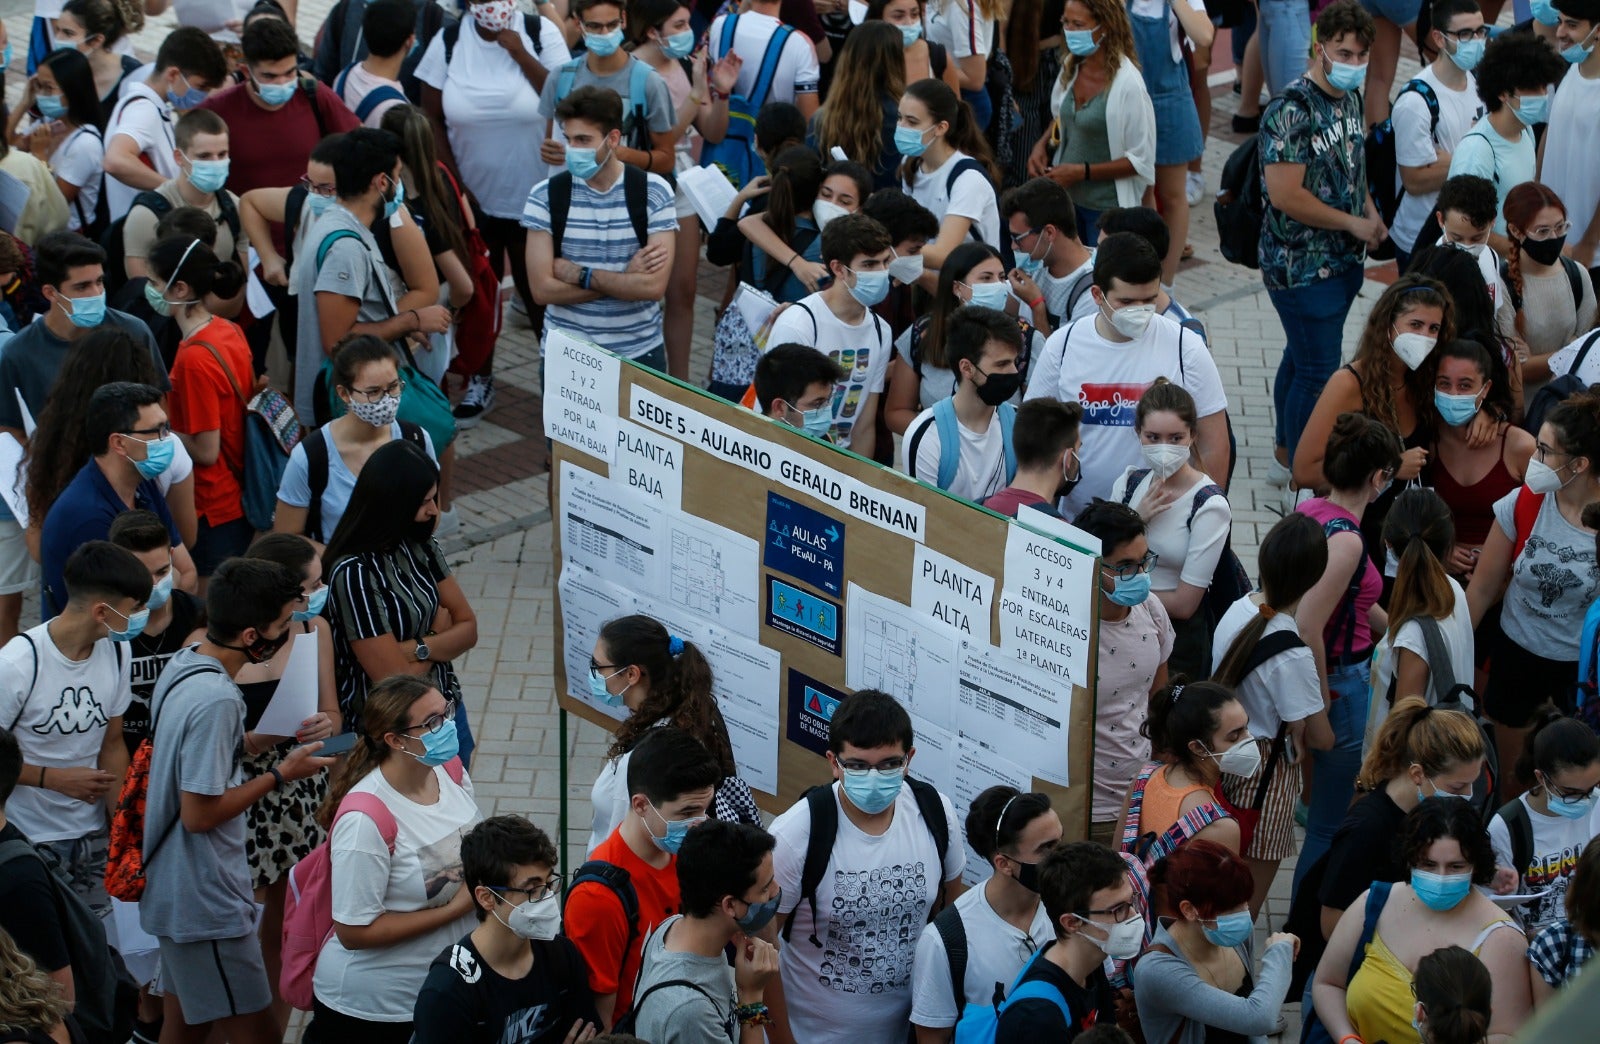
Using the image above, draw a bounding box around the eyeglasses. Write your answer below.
[1534,441,1571,463]
[1080,900,1138,921]
[401,697,458,735]
[838,756,907,772]
[1102,551,1158,580]
[1440,26,1490,41]
[581,18,624,32]
[122,423,172,439]
[349,379,405,401]
[1008,226,1043,247]
[1526,220,1571,241]
[1548,781,1596,803]
[589,656,622,677]
[298,175,337,198]
[495,874,564,903]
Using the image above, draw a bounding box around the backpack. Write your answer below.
[561,859,643,1015]
[302,421,427,542]
[192,338,306,532]
[1414,615,1500,821]
[1214,130,1265,269]
[438,163,503,379]
[332,62,408,122]
[946,945,1071,1043]
[315,0,451,101]
[930,397,1016,492]
[104,663,222,902]
[944,158,1015,270]
[101,187,243,294]
[442,11,543,61]
[555,55,659,164]
[1120,760,1231,868]
[982,46,1021,180]
[1116,469,1252,629]
[1501,253,1585,315]
[1524,327,1600,436]
[1365,79,1441,228]
[778,778,950,946]
[63,125,109,240]
[280,756,466,1011]
[548,165,650,259]
[0,839,122,1042]
[698,15,795,190]
[613,972,715,1037]
[1498,796,1535,885]
[1298,882,1392,1044]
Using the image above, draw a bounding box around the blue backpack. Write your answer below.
[699,14,795,190]
[931,396,1016,492]
[950,945,1071,1043]
[333,63,408,123]
[191,339,305,532]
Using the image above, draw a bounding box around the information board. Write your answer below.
[547,331,1101,837]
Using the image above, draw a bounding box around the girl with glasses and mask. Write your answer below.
[910,786,1061,1039]
[1136,839,1298,1044]
[1314,797,1530,1044]
[1469,391,1600,796]
[585,612,757,856]
[1487,708,1600,936]
[324,437,479,762]
[309,674,481,1044]
[1503,181,1598,382]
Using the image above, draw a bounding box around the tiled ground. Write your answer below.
[0,1,1458,1036]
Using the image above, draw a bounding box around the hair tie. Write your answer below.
[1170,683,1185,704]
[668,635,684,656]
[1257,604,1278,620]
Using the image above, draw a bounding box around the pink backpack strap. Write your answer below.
[1120,761,1160,854]
[442,757,465,785]
[333,792,399,852]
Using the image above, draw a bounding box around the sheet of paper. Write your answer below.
[844,583,961,730]
[559,461,666,596]
[15,391,35,437]
[172,0,239,33]
[908,715,955,797]
[956,642,1071,786]
[951,738,1032,886]
[0,433,28,528]
[1488,890,1550,908]
[251,631,319,737]
[556,565,635,720]
[997,524,1096,687]
[0,171,30,235]
[662,509,761,639]
[912,544,995,643]
[108,899,160,984]
[1014,508,1101,556]
[701,625,782,794]
[733,282,778,336]
[678,163,739,230]
[246,247,275,317]
[544,330,622,462]
[612,418,683,510]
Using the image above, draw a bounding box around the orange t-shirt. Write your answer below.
[562,827,680,1024]
[167,317,252,526]
[1139,764,1215,841]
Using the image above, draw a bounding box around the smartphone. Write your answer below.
[308,732,359,757]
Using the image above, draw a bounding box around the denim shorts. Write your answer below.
[1358,0,1423,24]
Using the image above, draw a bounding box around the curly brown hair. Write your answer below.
[814,22,906,175]
[1348,275,1454,438]
[0,926,70,1035]
[600,614,735,777]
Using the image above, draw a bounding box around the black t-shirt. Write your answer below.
[1319,788,1408,913]
[0,823,71,974]
[108,277,181,372]
[994,942,1117,1041]
[124,592,202,755]
[412,933,599,1044]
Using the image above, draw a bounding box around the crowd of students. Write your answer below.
[2,0,1600,1040]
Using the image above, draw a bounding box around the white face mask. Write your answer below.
[493,891,561,941]
[1103,301,1156,339]
[1447,238,1487,259]
[1073,910,1146,960]
[1208,736,1263,778]
[887,252,924,285]
[1524,457,1575,494]
[1392,330,1437,371]
[813,199,850,232]
[1140,443,1189,479]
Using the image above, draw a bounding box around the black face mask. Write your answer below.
[1012,858,1042,893]
[411,516,438,543]
[208,627,291,664]
[1520,233,1567,267]
[974,369,1022,407]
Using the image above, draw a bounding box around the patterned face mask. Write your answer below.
[473,0,518,32]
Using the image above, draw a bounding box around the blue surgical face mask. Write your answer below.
[735,887,783,932]
[965,280,1012,311]
[900,23,923,47]
[841,766,905,814]
[847,267,890,307]
[57,292,105,328]
[144,281,178,317]
[130,434,175,480]
[787,401,834,439]
[586,28,626,56]
[1532,0,1561,24]
[1325,56,1368,92]
[1447,37,1484,72]
[253,74,297,107]
[1514,93,1547,127]
[894,124,931,157]
[36,94,66,120]
[1434,389,1481,427]
[306,191,335,218]
[1064,28,1099,56]
[0,42,12,72]
[566,143,608,181]
[185,155,230,194]
[1550,791,1596,820]
[167,72,208,111]
[409,717,460,767]
[1411,867,1473,911]
[145,571,174,611]
[1561,31,1595,64]
[104,604,150,642]
[643,801,705,854]
[1201,909,1255,948]
[383,176,406,219]
[660,29,695,59]
[587,667,628,707]
[1016,254,1045,279]
[1106,570,1151,607]
[292,584,328,622]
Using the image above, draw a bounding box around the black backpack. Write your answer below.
[1497,796,1536,884]
[562,860,640,1006]
[302,422,427,542]
[1412,615,1500,821]
[779,777,950,946]
[101,189,242,295]
[1366,79,1441,229]
[548,166,649,258]
[1115,469,1252,632]
[442,11,543,61]
[1214,131,1265,269]
[1519,291,1596,437]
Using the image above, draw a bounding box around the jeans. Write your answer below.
[1269,265,1364,460]
[1258,0,1312,98]
[962,87,993,133]
[452,695,475,770]
[1294,659,1371,894]
[1231,1,1257,65]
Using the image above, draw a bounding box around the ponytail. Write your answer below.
[1382,488,1456,643]
[1141,679,1237,770]
[1212,513,1326,688]
[1358,695,1484,790]
[148,235,245,302]
[1413,946,1492,1044]
[897,79,1000,186]
[761,146,823,253]
[602,614,736,777]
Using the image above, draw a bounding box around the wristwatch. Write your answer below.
[415,639,431,663]
[579,266,594,290]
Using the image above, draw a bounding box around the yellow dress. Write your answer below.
[1345,918,1518,1044]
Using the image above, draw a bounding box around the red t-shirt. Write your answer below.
[167,317,253,526]
[563,827,680,1024]
[981,486,1064,519]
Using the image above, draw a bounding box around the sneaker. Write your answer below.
[453,374,496,427]
[1232,113,1260,134]
[434,507,460,540]
[1266,457,1292,487]
[1186,170,1205,206]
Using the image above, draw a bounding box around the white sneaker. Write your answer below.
[434,507,460,539]
[1266,457,1292,487]
[453,374,496,428]
[1186,170,1205,206]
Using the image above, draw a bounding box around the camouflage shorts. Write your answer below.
[36,828,111,919]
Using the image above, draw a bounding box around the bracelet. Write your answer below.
[580,266,594,290]
[268,766,285,790]
[688,93,705,107]
[733,1002,771,1026]
[1027,296,1045,309]
[1338,1036,1365,1044]
[786,252,799,270]
[38,766,46,788]
[1083,162,1091,181]
[407,308,419,331]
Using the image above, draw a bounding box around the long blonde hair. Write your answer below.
[1358,696,1484,791]
[1059,0,1138,84]
[0,927,70,1035]
[1383,488,1456,646]
[815,22,906,174]
[318,675,438,830]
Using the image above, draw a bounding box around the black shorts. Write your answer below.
[1485,629,1577,727]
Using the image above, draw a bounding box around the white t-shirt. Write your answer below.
[1039,253,1098,327]
[31,123,104,234]
[903,150,1001,254]
[104,73,177,221]
[1109,468,1229,592]
[903,402,1008,502]
[1448,117,1536,236]
[414,12,571,219]
[1126,0,1207,64]
[1391,67,1483,253]
[707,11,820,103]
[1488,795,1596,935]
[314,764,482,1020]
[1370,578,1474,706]
[1546,328,1600,385]
[1542,63,1600,246]
[1210,597,1323,746]
[0,624,132,844]
[1024,312,1227,517]
[771,781,965,1042]
[337,62,409,129]
[766,294,893,450]
[926,0,995,61]
[909,883,1053,1029]
[276,423,439,543]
